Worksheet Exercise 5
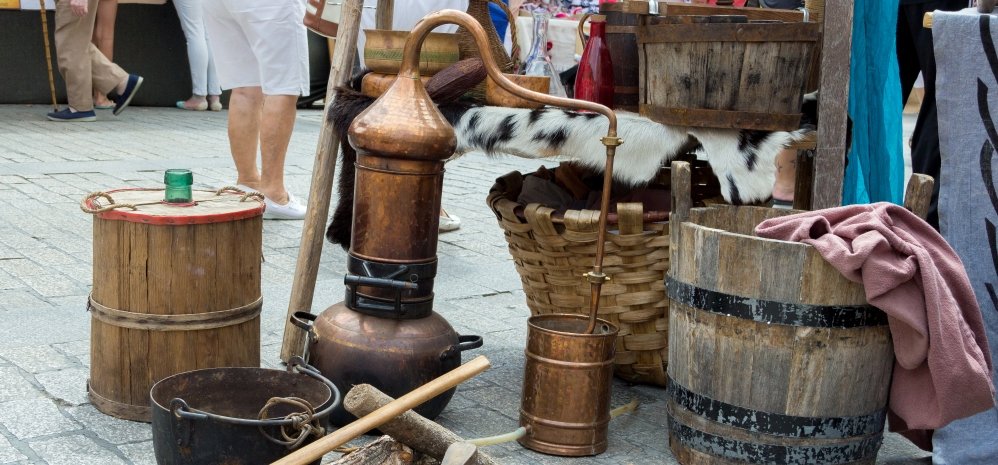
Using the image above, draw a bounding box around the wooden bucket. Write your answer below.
[600,2,643,112]
[638,19,820,131]
[363,30,460,76]
[665,165,893,465]
[83,188,264,421]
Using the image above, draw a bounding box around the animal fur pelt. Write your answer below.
[326,86,803,249]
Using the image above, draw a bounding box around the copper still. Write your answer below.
[293,9,624,435]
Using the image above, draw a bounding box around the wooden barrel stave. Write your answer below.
[90,209,262,421]
[667,205,893,464]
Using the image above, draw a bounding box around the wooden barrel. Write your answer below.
[600,2,642,111]
[84,188,264,421]
[666,204,893,465]
[638,20,820,131]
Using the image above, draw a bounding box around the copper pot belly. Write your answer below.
[292,304,482,426]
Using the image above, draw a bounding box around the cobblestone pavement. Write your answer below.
[0,105,930,464]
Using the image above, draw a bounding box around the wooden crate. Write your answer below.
[638,20,820,131]
[600,2,805,112]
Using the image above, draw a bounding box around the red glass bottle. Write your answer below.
[574,15,614,108]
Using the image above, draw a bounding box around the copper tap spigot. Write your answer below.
[352,10,622,333]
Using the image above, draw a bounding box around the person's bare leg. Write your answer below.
[772,147,797,202]
[91,0,117,107]
[257,94,298,204]
[227,87,264,189]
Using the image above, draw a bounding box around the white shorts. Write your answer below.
[204,0,310,96]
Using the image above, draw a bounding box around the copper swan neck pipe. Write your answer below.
[400,10,622,334]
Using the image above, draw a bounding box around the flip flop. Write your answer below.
[94,103,115,110]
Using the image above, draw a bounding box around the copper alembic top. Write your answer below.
[345,9,622,328]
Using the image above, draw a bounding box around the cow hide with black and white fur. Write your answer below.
[326,87,803,249]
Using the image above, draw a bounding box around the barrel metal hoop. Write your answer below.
[667,414,883,465]
[606,25,639,34]
[88,380,151,421]
[667,377,887,439]
[88,294,262,331]
[665,277,888,328]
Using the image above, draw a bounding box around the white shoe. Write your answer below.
[263,193,307,220]
[439,210,461,232]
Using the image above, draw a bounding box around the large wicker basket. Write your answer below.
[487,170,671,386]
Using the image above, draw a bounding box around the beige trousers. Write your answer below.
[54,0,128,111]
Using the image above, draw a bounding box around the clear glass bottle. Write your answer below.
[522,9,568,98]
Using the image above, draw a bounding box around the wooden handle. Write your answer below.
[271,356,492,465]
[279,0,364,364]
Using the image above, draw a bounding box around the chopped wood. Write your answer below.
[343,385,500,465]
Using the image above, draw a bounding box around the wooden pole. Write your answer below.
[376,0,394,30]
[271,356,492,465]
[280,0,364,363]
[38,0,58,111]
[810,0,853,209]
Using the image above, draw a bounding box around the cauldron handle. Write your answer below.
[439,335,484,361]
[290,312,318,363]
[286,356,343,422]
[167,361,342,428]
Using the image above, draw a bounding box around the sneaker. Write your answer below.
[113,74,144,116]
[263,193,307,220]
[47,108,97,122]
[439,210,461,232]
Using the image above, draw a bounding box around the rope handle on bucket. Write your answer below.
[215,186,266,203]
[167,357,341,451]
[80,188,264,215]
[80,192,139,214]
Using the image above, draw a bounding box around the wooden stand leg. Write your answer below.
[280,0,365,363]
[810,0,854,209]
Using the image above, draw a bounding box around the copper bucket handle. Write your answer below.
[398,10,622,334]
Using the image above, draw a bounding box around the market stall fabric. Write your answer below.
[931,8,998,464]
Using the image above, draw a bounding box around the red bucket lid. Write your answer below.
[81,188,266,225]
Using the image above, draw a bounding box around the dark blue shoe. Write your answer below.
[112,74,144,116]
[47,108,97,122]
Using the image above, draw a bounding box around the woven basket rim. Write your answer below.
[487,170,671,227]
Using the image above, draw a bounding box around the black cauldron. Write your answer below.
[151,358,339,465]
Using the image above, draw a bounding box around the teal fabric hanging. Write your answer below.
[843,0,905,205]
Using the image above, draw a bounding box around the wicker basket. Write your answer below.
[487,170,671,386]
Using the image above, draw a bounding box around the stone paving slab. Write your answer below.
[0,105,932,464]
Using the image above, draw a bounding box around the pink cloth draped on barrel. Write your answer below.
[754,202,995,447]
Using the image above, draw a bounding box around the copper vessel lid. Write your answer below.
[348,65,456,160]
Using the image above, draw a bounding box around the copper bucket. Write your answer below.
[519,314,618,456]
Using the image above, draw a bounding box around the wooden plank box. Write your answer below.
[638,20,821,131]
[600,1,805,112]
